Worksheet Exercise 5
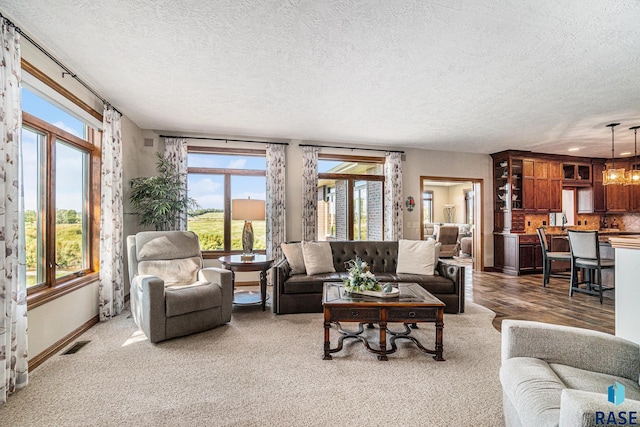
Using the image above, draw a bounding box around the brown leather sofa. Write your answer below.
[270,241,465,315]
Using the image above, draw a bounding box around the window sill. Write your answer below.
[27,272,99,310]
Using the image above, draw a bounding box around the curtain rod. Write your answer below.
[1,12,122,116]
[298,143,404,154]
[159,135,289,146]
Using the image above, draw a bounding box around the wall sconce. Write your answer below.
[405,196,416,212]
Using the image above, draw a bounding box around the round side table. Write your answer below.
[218,254,274,311]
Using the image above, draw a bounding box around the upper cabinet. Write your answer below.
[522,158,562,213]
[492,153,525,233]
[562,163,591,185]
[492,151,633,234]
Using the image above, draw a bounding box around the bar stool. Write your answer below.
[536,227,571,287]
[567,229,615,304]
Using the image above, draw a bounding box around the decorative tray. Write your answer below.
[344,287,400,298]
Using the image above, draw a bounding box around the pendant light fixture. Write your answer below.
[625,125,640,185]
[602,123,626,185]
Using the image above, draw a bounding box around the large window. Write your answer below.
[21,87,100,300]
[187,148,266,254]
[317,155,384,241]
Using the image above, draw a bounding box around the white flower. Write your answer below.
[365,271,375,279]
[361,261,368,268]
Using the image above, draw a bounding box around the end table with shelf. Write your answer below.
[218,254,274,311]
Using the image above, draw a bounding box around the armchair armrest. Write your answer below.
[501,320,640,381]
[198,268,233,312]
[130,274,166,343]
[436,260,465,313]
[270,258,291,314]
[559,389,640,427]
[198,267,232,292]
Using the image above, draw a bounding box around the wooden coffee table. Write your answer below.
[322,282,446,361]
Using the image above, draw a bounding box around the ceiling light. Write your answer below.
[621,152,632,156]
[603,123,626,185]
[625,126,640,185]
[568,148,580,152]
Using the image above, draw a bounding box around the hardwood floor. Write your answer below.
[467,267,615,334]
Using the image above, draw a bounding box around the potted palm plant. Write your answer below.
[129,152,198,231]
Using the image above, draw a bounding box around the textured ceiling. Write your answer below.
[3,1,640,158]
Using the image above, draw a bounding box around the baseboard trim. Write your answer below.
[29,315,99,371]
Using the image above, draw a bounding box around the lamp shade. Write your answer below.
[231,198,265,221]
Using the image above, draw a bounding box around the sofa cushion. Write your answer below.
[550,363,640,401]
[396,239,435,276]
[393,273,455,293]
[281,242,306,275]
[500,357,565,426]
[165,281,222,317]
[302,241,336,275]
[283,273,347,294]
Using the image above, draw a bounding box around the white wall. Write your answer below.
[401,147,493,266]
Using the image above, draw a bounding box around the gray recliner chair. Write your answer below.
[436,226,460,258]
[127,231,233,343]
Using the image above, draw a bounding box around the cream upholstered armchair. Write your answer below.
[127,231,233,343]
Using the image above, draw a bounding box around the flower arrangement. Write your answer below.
[343,257,381,292]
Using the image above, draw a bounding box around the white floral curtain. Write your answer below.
[164,138,188,231]
[301,146,319,241]
[384,152,403,240]
[99,106,124,321]
[266,144,286,260]
[0,18,28,404]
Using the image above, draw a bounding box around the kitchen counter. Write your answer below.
[608,236,640,345]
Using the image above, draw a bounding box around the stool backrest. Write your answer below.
[567,230,599,260]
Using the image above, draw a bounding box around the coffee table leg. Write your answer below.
[323,309,332,360]
[378,321,388,361]
[434,308,444,361]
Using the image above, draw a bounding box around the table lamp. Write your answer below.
[231,198,265,258]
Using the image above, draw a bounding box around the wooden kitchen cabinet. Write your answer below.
[592,161,606,213]
[629,162,640,212]
[518,234,543,274]
[492,153,525,233]
[522,159,535,210]
[523,159,561,212]
[562,163,591,185]
[494,233,543,275]
[549,161,563,212]
[605,160,629,212]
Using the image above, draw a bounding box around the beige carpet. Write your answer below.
[1,302,504,426]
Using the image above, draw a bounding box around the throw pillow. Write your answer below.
[396,239,436,276]
[280,242,306,275]
[301,241,336,275]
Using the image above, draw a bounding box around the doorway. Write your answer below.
[419,176,484,271]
